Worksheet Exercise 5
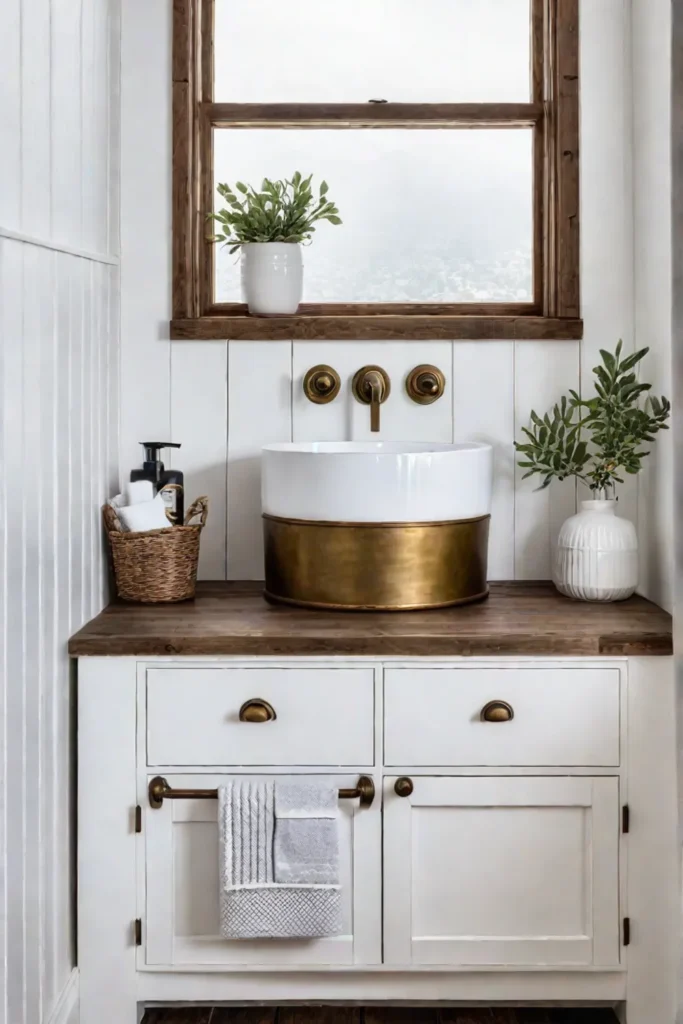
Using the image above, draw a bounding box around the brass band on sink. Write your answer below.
[263,513,490,611]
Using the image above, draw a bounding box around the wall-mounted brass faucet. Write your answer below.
[352,365,391,432]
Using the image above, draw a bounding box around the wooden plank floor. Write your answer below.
[142,1007,619,1024]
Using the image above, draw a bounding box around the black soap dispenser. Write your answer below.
[132,442,185,524]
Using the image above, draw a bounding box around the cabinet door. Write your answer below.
[384,776,620,968]
[142,774,381,969]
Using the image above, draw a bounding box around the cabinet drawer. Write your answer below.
[146,667,374,766]
[384,667,620,766]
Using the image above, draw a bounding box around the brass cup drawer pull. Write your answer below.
[394,777,414,798]
[239,698,276,723]
[481,699,514,723]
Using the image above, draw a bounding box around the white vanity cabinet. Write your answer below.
[76,651,678,1024]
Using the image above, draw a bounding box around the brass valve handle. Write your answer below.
[239,698,277,723]
[394,777,414,797]
[406,364,446,405]
[303,365,341,404]
[480,700,514,723]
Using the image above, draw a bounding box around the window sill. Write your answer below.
[169,314,583,342]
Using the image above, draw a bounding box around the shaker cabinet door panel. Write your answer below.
[383,776,620,968]
[142,774,381,969]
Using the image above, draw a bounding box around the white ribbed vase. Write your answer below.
[553,499,638,602]
[241,242,303,315]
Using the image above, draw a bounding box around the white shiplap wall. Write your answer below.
[121,0,640,587]
[632,0,675,614]
[0,1,120,1023]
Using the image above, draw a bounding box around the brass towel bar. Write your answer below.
[148,774,375,810]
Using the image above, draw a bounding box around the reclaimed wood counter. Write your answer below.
[68,580,672,658]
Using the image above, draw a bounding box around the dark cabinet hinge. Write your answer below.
[623,917,631,946]
[134,918,142,946]
[135,805,142,833]
[622,805,630,833]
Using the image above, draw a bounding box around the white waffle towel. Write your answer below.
[218,779,342,940]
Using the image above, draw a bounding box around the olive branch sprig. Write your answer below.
[515,341,670,493]
[208,172,342,254]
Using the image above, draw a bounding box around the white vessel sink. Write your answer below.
[261,441,493,523]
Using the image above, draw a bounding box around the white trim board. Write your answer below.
[47,969,79,1024]
[0,227,119,266]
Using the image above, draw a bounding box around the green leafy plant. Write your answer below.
[208,172,342,254]
[515,341,670,494]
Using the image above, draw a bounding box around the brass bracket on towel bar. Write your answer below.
[148,775,376,810]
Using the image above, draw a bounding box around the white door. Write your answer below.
[142,774,381,968]
[384,775,620,968]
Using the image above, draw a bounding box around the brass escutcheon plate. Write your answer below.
[303,365,341,404]
[352,365,391,405]
[406,364,446,404]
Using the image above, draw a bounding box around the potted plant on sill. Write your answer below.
[515,342,670,602]
[209,172,342,316]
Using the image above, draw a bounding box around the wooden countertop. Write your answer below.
[68,581,673,658]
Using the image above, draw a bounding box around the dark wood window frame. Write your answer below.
[171,0,581,342]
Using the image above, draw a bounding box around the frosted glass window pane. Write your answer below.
[214,130,533,304]
[215,0,531,102]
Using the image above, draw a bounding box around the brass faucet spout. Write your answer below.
[352,365,391,433]
[366,371,383,432]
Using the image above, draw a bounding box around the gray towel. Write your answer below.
[218,779,341,940]
[275,780,339,884]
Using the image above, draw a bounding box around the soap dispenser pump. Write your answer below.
[132,442,184,524]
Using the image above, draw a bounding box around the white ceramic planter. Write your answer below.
[241,242,303,315]
[553,499,638,602]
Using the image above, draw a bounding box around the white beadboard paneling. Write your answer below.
[2,238,26,1024]
[292,341,453,443]
[53,251,72,1005]
[1,2,120,1021]
[0,242,6,1024]
[514,341,580,579]
[580,0,637,529]
[22,244,46,1024]
[171,342,228,579]
[69,258,84,630]
[453,342,515,580]
[80,0,98,253]
[0,0,21,231]
[21,0,52,237]
[227,341,292,579]
[119,0,172,475]
[81,0,111,255]
[51,0,83,248]
[107,0,122,258]
[40,248,58,1014]
[107,264,121,496]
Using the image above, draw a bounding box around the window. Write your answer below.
[171,0,581,341]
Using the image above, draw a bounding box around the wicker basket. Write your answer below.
[102,496,208,603]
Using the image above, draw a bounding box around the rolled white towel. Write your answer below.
[125,479,155,505]
[117,493,172,533]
